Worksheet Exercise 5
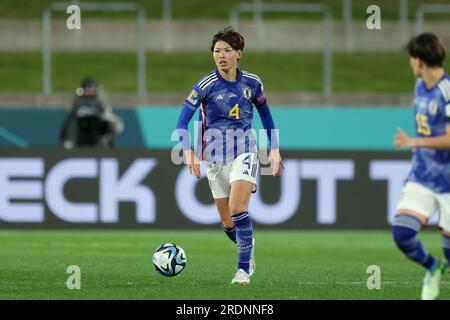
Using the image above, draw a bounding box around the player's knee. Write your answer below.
[229,203,247,215]
[392,214,421,245]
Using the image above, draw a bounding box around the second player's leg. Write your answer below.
[439,194,450,269]
[392,182,444,300]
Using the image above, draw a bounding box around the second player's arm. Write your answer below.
[395,127,450,149]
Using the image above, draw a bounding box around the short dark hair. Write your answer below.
[80,77,98,88]
[407,32,446,68]
[210,26,245,52]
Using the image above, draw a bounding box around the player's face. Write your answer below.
[83,87,96,96]
[213,40,242,73]
[410,57,421,77]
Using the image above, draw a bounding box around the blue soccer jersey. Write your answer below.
[407,74,450,193]
[178,68,275,164]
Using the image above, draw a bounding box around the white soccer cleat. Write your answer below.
[231,269,250,285]
[249,238,255,276]
[421,260,447,300]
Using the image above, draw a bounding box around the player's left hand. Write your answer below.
[394,127,416,149]
[269,149,284,176]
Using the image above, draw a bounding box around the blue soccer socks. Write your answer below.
[392,214,436,270]
[232,211,253,274]
[221,223,237,243]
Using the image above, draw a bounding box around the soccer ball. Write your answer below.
[152,243,187,277]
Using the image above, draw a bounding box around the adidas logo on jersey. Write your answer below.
[243,170,249,175]
[216,95,224,100]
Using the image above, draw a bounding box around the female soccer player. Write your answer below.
[392,32,450,300]
[176,26,283,285]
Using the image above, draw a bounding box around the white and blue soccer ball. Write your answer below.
[152,243,187,277]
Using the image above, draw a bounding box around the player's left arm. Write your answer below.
[254,86,284,176]
[394,103,450,149]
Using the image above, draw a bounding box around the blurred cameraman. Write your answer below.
[60,77,124,149]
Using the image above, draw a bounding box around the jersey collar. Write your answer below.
[215,68,242,86]
[420,72,448,92]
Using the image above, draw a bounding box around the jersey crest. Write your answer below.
[243,87,252,99]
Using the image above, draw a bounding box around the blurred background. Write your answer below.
[0,0,449,229]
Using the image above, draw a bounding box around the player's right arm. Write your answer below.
[176,88,203,178]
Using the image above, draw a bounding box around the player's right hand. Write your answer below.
[184,149,201,178]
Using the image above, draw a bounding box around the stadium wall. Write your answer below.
[0,107,422,230]
[0,149,432,230]
[0,107,413,149]
[1,19,449,52]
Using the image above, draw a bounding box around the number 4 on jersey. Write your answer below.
[229,103,239,119]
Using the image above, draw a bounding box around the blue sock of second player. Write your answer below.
[392,214,436,271]
[232,211,253,274]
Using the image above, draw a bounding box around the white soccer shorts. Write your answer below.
[205,152,259,199]
[396,181,450,231]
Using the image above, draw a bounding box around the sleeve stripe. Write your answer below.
[243,73,261,83]
[242,70,261,81]
[242,73,264,92]
[438,79,450,102]
[197,72,216,88]
[199,76,218,90]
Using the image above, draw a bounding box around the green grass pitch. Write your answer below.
[1,230,449,300]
